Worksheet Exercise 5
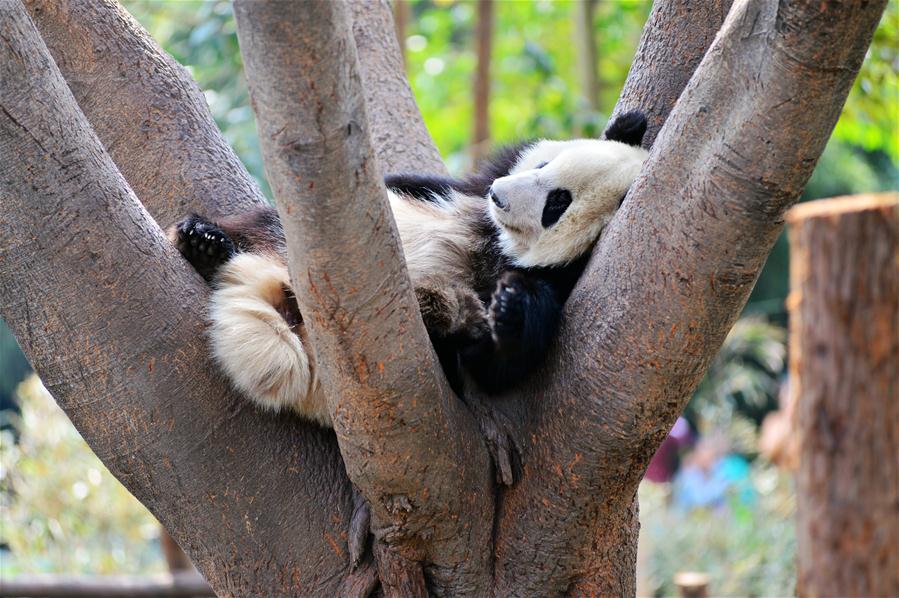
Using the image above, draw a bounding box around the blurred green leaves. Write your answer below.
[639,462,797,597]
[833,1,899,163]
[1,378,164,575]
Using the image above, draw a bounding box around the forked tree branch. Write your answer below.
[349,0,446,175]
[23,0,443,224]
[0,3,357,596]
[21,0,266,226]
[494,0,888,593]
[609,0,733,147]
[232,1,493,592]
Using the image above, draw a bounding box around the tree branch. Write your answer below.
[23,0,444,228]
[231,2,492,592]
[22,0,266,227]
[494,0,888,592]
[349,0,446,176]
[0,3,355,595]
[609,0,733,147]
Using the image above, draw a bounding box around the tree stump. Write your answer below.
[787,192,899,598]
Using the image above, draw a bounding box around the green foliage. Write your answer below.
[639,462,797,597]
[686,318,786,438]
[0,377,164,575]
[404,0,649,171]
[832,1,899,163]
[0,319,30,413]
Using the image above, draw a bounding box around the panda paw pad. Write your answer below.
[173,214,235,280]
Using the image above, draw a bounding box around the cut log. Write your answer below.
[788,192,899,598]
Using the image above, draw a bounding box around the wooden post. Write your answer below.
[674,571,710,598]
[471,0,494,164]
[787,192,899,598]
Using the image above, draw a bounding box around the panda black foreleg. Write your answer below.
[462,270,562,394]
[171,214,236,282]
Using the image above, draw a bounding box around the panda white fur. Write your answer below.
[169,111,648,425]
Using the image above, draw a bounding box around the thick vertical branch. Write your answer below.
[350,0,446,175]
[232,2,492,592]
[22,0,266,226]
[609,0,733,147]
[788,193,899,598]
[494,0,888,593]
[0,3,353,595]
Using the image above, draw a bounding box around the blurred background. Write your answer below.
[1,1,896,596]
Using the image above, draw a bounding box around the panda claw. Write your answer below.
[171,214,236,282]
[489,271,529,345]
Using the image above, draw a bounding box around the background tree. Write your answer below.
[0,0,890,596]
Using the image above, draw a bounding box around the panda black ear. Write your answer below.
[604,110,647,147]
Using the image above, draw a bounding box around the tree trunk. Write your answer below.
[0,0,889,595]
[471,0,494,165]
[788,193,899,598]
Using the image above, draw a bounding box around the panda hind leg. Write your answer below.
[208,253,330,426]
[170,214,236,282]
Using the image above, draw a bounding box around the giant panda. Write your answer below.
[169,111,648,425]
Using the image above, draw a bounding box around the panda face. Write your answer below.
[488,139,648,267]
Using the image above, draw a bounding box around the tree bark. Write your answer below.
[0,3,355,596]
[231,2,492,593]
[609,0,733,147]
[0,0,889,595]
[788,193,899,598]
[21,0,267,227]
[493,0,887,593]
[350,0,446,175]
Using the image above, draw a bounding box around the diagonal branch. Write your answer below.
[349,0,446,175]
[494,0,888,593]
[22,0,266,227]
[609,0,733,147]
[231,2,492,592]
[23,0,444,227]
[0,3,355,595]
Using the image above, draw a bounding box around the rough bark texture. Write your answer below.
[350,0,446,176]
[0,0,889,594]
[609,0,733,147]
[0,3,354,596]
[788,193,899,598]
[21,0,266,227]
[232,2,492,594]
[492,0,887,593]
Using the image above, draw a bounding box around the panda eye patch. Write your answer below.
[542,188,573,228]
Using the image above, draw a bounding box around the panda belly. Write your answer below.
[388,190,479,290]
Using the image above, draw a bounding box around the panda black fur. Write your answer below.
[169,111,648,424]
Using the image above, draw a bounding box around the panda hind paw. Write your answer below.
[173,214,235,281]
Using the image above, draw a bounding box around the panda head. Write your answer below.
[488,111,648,268]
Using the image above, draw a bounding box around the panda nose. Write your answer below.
[488,186,508,210]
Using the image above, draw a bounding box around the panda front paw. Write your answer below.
[172,214,235,282]
[489,271,528,346]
